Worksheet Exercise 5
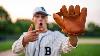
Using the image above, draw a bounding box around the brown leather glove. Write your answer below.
[53,5,87,36]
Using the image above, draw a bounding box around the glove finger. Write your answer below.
[56,12,62,16]
[53,13,65,29]
[68,5,75,15]
[80,7,87,23]
[81,7,87,17]
[61,5,68,17]
[75,5,80,15]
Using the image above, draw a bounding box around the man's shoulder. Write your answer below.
[53,31,63,35]
[48,30,60,33]
[48,30,64,36]
[49,30,68,42]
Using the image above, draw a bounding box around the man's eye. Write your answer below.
[35,15,46,19]
[41,16,46,18]
[35,16,39,18]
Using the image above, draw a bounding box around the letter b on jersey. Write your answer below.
[45,47,51,55]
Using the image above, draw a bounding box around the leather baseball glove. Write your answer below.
[53,5,87,36]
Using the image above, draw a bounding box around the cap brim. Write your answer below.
[34,11,50,16]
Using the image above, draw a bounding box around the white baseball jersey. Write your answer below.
[12,30,76,56]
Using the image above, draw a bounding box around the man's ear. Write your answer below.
[32,17,35,23]
[32,17,34,20]
[46,17,48,23]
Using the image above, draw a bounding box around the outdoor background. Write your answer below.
[0,0,100,56]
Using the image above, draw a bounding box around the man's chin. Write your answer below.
[39,27,44,31]
[36,27,44,31]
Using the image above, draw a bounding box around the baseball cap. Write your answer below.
[33,7,50,16]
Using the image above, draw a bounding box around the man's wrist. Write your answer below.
[63,32,78,37]
[63,32,78,47]
[67,34,78,38]
[22,37,29,47]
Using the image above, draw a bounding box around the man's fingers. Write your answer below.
[28,29,41,36]
[29,35,38,42]
[75,5,80,15]
[33,29,42,33]
[28,24,33,31]
[53,13,65,29]
[68,5,74,15]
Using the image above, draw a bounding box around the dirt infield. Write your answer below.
[0,50,18,56]
[78,38,100,44]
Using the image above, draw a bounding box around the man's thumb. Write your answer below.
[28,24,33,31]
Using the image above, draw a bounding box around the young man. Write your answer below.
[12,5,87,56]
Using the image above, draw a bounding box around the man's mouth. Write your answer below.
[39,23,44,31]
[39,23,43,26]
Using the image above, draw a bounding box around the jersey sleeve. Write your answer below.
[12,32,27,54]
[55,31,77,53]
[61,36,77,53]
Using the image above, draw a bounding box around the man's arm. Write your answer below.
[12,25,39,54]
[56,31,77,53]
[12,33,26,54]
[67,34,78,47]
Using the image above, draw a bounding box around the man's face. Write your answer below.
[32,14,48,30]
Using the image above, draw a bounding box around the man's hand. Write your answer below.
[53,5,87,36]
[22,24,40,47]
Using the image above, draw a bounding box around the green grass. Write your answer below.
[61,44,100,56]
[0,40,14,52]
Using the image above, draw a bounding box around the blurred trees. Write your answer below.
[87,22,100,33]
[87,22,96,32]
[14,19,33,34]
[0,6,12,35]
[0,6,11,23]
[84,22,100,36]
[47,23,61,31]
[0,6,33,35]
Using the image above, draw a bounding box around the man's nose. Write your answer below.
[38,17,43,22]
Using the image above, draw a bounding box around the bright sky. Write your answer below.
[0,0,100,26]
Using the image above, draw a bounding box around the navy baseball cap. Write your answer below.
[33,7,50,16]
